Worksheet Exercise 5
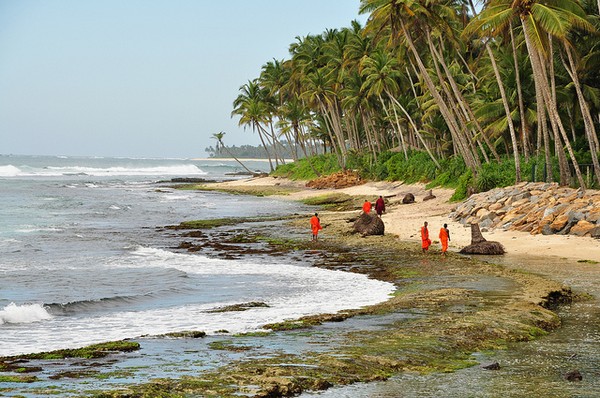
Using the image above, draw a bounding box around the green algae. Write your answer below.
[1,341,140,361]
[161,331,207,338]
[178,184,301,196]
[12,211,577,398]
[0,374,38,383]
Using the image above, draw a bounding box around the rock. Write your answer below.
[550,214,569,231]
[586,208,600,223]
[423,190,436,201]
[353,213,385,236]
[541,224,555,235]
[402,193,415,204]
[570,220,596,236]
[565,370,582,382]
[590,227,600,239]
[460,224,505,255]
[482,362,501,370]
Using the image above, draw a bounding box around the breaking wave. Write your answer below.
[0,303,52,325]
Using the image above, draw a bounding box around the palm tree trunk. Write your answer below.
[429,33,501,162]
[385,89,440,168]
[485,43,521,182]
[218,139,255,175]
[522,23,585,190]
[563,44,600,186]
[509,22,530,160]
[400,21,477,171]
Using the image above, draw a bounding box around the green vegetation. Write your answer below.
[1,341,140,361]
[230,0,600,192]
[177,184,300,196]
[272,151,562,200]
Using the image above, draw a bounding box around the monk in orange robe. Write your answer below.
[439,223,450,255]
[310,213,323,241]
[421,221,431,253]
[362,200,372,214]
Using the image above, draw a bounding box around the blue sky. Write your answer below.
[0,1,367,158]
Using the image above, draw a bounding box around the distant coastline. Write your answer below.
[192,157,293,162]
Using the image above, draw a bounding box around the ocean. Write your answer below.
[0,155,394,357]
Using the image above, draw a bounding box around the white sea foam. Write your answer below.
[0,303,52,325]
[0,164,206,177]
[0,165,22,177]
[0,247,396,356]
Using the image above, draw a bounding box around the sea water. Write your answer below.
[0,155,395,357]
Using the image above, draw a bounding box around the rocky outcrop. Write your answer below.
[353,213,385,236]
[306,170,364,189]
[451,182,600,238]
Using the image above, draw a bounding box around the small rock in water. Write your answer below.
[565,370,582,381]
[482,362,501,370]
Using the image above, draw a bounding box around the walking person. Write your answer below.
[310,213,323,241]
[362,199,372,214]
[421,221,431,253]
[439,223,450,256]
[375,195,385,217]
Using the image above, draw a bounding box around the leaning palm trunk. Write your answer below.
[400,20,478,172]
[378,94,407,159]
[510,22,530,160]
[218,139,255,175]
[485,44,521,182]
[562,44,600,187]
[428,33,501,163]
[522,23,586,191]
[385,89,441,168]
[254,123,274,172]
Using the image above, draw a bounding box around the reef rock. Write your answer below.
[353,212,385,236]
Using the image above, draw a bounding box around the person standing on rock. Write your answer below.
[362,200,372,214]
[421,221,431,253]
[310,213,323,241]
[375,196,385,217]
[439,223,450,256]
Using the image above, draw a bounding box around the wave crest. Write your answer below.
[0,303,52,325]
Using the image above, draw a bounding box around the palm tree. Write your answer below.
[466,0,594,189]
[210,132,255,175]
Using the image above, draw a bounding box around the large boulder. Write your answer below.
[459,223,505,255]
[352,213,385,236]
[402,193,415,204]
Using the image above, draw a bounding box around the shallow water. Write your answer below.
[0,156,395,357]
[303,254,600,397]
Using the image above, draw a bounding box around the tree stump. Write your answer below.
[353,213,385,236]
[423,190,436,201]
[459,223,505,255]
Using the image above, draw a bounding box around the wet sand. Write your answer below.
[214,176,600,263]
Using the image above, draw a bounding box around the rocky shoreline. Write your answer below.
[451,182,600,238]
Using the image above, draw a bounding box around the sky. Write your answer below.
[0,1,367,158]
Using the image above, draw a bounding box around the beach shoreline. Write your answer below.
[213,175,600,263]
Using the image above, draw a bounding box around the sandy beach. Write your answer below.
[215,176,600,263]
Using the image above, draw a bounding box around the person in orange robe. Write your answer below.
[439,223,450,256]
[421,221,431,253]
[362,200,372,214]
[310,213,323,241]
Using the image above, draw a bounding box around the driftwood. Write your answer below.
[353,213,385,236]
[459,223,505,255]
